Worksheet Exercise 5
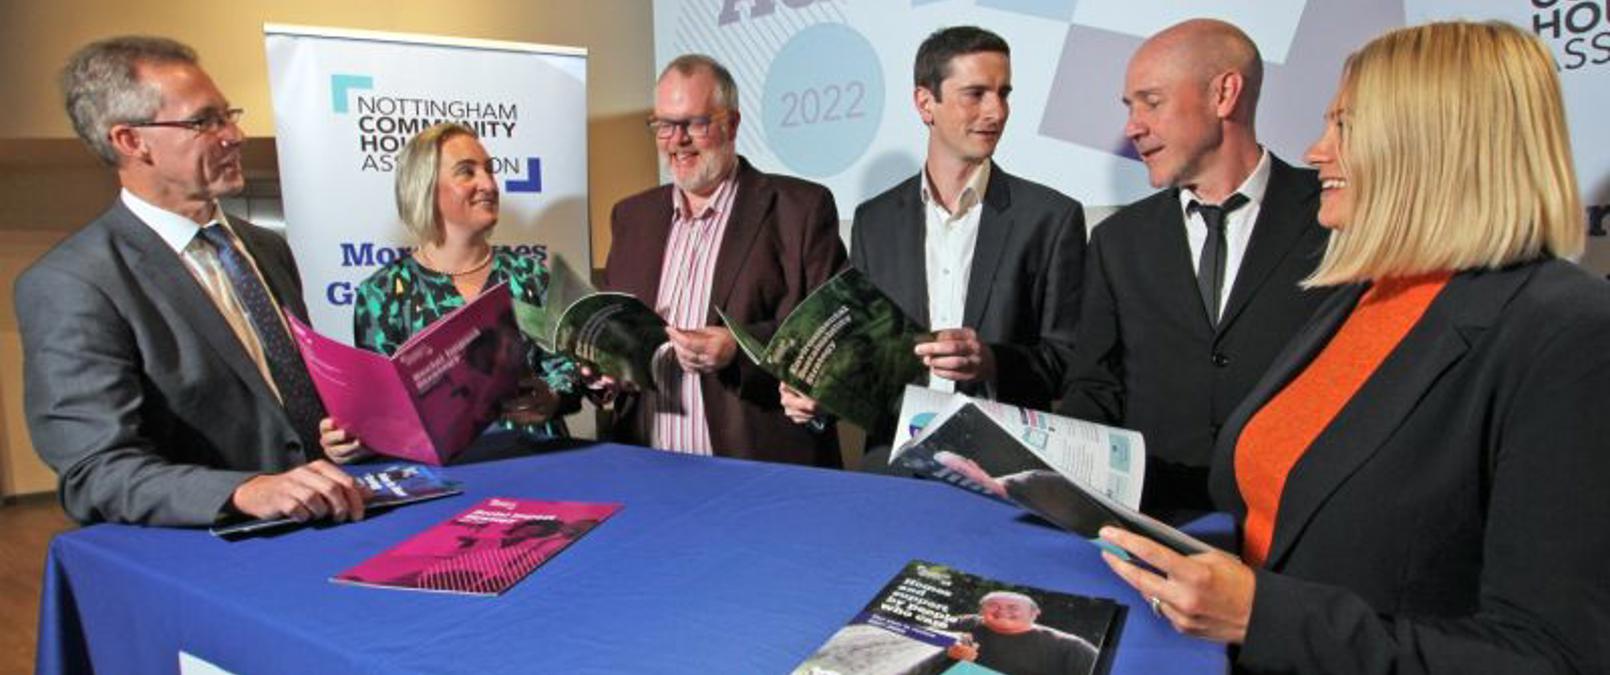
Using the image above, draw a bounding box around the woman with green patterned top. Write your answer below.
[320,123,582,462]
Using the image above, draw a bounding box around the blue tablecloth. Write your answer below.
[37,443,1228,674]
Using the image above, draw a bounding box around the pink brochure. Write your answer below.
[286,283,520,465]
[332,497,621,596]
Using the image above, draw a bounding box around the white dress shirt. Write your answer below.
[1177,149,1273,317]
[921,160,991,393]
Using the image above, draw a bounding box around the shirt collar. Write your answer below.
[1178,147,1272,212]
[920,159,991,216]
[121,188,228,253]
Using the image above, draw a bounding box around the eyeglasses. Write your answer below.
[128,108,245,134]
[646,112,726,139]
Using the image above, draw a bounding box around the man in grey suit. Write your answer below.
[16,36,364,526]
[1058,19,1332,515]
[781,26,1085,463]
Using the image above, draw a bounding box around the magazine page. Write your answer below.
[791,560,1119,675]
[332,497,621,596]
[720,268,930,429]
[286,313,431,460]
[549,293,666,388]
[891,386,1145,510]
[211,464,463,539]
[893,401,1212,556]
[511,252,595,353]
[389,283,522,465]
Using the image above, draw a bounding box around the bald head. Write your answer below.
[1135,19,1262,121]
[1122,19,1266,196]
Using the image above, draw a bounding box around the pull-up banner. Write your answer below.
[265,24,590,340]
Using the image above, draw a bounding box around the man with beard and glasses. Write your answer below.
[602,54,846,467]
[17,36,363,526]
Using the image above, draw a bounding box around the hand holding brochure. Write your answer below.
[287,283,521,465]
[720,268,931,429]
[333,497,621,596]
[791,560,1119,675]
[890,388,1213,556]
[511,253,666,388]
[211,464,462,539]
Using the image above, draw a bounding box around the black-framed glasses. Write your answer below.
[128,108,245,134]
[646,112,726,139]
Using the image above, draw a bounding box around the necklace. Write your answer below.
[418,247,493,277]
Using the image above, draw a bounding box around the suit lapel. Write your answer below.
[624,188,675,305]
[103,204,282,406]
[893,178,930,326]
[1145,192,1216,333]
[1261,268,1530,568]
[708,159,769,321]
[1218,157,1320,333]
[963,166,1012,328]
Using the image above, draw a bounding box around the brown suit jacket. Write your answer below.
[603,157,846,467]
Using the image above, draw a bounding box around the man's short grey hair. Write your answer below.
[60,36,199,166]
[659,54,739,112]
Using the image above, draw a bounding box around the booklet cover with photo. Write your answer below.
[331,497,621,596]
[211,464,463,539]
[720,268,931,429]
[512,253,666,389]
[791,560,1120,675]
[891,393,1212,557]
[287,283,521,466]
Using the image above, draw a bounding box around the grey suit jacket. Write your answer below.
[17,201,312,525]
[852,164,1086,435]
[1058,155,1333,513]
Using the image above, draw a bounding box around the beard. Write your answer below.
[667,147,736,196]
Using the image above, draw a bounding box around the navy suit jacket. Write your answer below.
[1211,260,1610,674]
[17,201,311,525]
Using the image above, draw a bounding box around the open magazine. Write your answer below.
[511,253,665,388]
[720,268,931,429]
[287,283,521,466]
[211,464,463,539]
[890,387,1212,556]
[792,560,1119,675]
[332,497,621,596]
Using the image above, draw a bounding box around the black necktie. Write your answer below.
[1191,193,1249,325]
[198,224,326,460]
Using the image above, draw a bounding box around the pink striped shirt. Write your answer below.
[648,172,740,454]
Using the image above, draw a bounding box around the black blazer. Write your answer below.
[852,163,1086,423]
[1058,155,1332,512]
[17,201,311,525]
[1211,260,1610,674]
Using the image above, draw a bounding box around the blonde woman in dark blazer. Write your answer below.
[1098,21,1609,673]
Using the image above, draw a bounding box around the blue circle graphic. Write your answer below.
[762,23,884,178]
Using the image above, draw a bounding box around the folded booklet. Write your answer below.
[791,560,1120,675]
[891,388,1213,556]
[287,283,521,465]
[511,253,665,389]
[211,464,462,539]
[721,268,931,429]
[332,497,620,596]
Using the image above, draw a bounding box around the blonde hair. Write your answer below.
[394,122,478,246]
[1306,21,1582,286]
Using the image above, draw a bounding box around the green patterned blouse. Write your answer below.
[352,248,580,441]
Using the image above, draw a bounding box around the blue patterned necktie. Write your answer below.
[1190,193,1250,326]
[198,224,327,459]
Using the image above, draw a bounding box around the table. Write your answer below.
[37,443,1229,674]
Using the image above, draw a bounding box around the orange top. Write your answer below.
[1236,273,1451,567]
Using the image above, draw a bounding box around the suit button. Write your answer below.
[284,441,305,459]
[1211,352,1230,367]
[1210,424,1221,438]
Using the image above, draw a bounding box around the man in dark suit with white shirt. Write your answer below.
[16,36,363,526]
[781,27,1086,462]
[1058,19,1333,515]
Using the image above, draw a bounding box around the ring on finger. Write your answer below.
[1148,595,1164,617]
